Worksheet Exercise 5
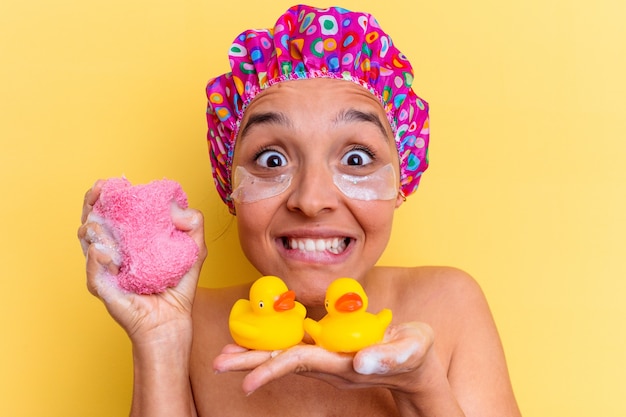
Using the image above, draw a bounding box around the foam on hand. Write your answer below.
[92,177,199,294]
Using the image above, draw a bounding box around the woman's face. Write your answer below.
[231,78,404,307]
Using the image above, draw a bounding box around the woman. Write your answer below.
[78,5,521,416]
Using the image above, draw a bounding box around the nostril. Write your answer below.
[285,178,340,217]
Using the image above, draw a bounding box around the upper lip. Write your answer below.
[275,227,356,240]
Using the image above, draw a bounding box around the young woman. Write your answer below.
[78,5,521,416]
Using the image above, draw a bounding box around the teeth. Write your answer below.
[287,237,347,254]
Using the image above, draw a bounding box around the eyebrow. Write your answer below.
[334,109,391,141]
[239,111,292,141]
[238,108,391,142]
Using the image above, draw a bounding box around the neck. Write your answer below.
[305,305,327,321]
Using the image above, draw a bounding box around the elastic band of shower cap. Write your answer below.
[206,4,430,214]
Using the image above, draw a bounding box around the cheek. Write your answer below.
[353,200,396,239]
[234,203,277,264]
[236,203,267,232]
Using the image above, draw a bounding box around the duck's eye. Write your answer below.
[325,300,329,308]
[258,301,265,309]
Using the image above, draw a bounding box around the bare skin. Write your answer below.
[192,266,519,417]
[78,79,521,417]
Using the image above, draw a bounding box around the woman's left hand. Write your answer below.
[213,322,438,395]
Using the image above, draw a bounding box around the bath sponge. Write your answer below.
[92,177,199,294]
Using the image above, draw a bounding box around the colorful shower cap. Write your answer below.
[206,4,430,213]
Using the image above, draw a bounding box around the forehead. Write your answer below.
[240,78,390,128]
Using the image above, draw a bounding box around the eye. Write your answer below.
[256,149,287,168]
[341,146,375,166]
[258,301,265,309]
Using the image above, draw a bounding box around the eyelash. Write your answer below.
[251,144,377,166]
[347,144,376,159]
[253,145,281,161]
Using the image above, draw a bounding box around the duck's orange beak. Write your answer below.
[274,290,296,311]
[335,292,363,312]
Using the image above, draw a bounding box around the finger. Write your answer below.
[81,179,105,224]
[353,322,434,376]
[170,203,202,232]
[213,347,274,373]
[241,344,354,394]
[221,343,252,354]
[85,241,122,298]
[84,244,137,323]
[78,218,120,258]
[170,204,207,261]
[77,223,90,255]
[167,205,206,298]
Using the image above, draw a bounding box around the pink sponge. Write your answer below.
[92,177,199,294]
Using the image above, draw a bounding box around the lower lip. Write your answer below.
[275,239,352,265]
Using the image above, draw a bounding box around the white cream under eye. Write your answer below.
[332,163,397,201]
[230,166,292,203]
[230,163,397,204]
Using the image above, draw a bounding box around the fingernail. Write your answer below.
[87,228,101,244]
[189,213,201,228]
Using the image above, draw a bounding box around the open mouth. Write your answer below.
[281,237,351,255]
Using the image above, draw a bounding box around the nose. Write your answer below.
[286,164,340,217]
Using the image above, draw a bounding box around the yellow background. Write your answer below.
[1,0,625,415]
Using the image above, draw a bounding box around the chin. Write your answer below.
[281,273,330,306]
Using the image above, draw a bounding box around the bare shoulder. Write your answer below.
[368,266,489,320]
[368,266,498,365]
[395,265,497,337]
[403,265,482,291]
[371,266,519,415]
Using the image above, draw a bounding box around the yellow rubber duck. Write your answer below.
[229,275,306,350]
[304,277,392,353]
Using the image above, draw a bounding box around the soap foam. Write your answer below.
[353,342,419,375]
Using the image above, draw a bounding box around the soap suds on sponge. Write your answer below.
[92,177,199,294]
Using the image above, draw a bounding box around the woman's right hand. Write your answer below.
[76,180,207,346]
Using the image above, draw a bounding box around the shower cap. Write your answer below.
[206,4,430,213]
